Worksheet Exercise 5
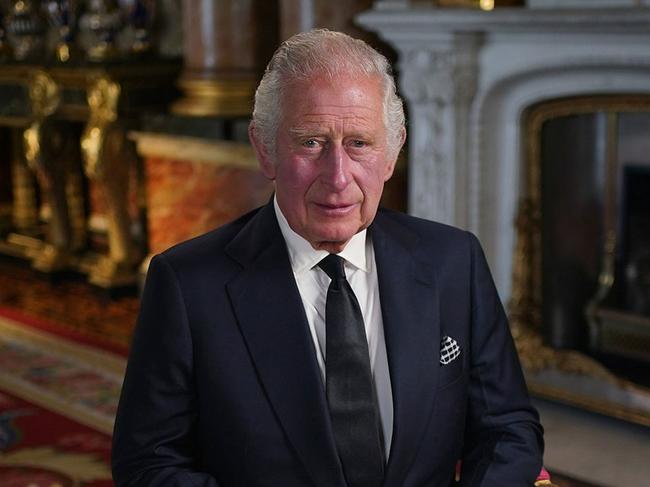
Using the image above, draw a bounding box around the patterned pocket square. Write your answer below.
[440,336,461,365]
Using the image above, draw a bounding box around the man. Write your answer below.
[112,29,543,486]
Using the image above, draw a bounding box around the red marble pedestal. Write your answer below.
[135,133,273,256]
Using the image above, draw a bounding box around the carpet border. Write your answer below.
[0,314,126,435]
[0,307,130,357]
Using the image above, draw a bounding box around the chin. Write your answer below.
[309,228,360,252]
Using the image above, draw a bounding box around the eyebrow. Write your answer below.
[288,126,376,140]
[288,127,324,138]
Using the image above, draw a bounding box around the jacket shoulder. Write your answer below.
[376,208,472,246]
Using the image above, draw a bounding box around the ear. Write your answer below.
[383,126,407,181]
[249,122,276,180]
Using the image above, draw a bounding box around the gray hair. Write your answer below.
[252,29,405,160]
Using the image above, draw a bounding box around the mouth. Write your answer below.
[313,202,359,216]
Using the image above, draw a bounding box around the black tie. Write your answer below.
[318,254,384,487]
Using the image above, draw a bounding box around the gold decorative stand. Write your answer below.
[81,75,140,288]
[0,60,180,289]
[23,70,85,272]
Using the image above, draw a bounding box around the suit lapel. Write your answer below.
[225,202,346,487]
[370,212,442,487]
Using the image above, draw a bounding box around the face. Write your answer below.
[250,74,404,253]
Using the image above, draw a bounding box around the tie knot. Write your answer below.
[318,254,346,280]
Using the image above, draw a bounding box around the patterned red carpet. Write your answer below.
[0,311,124,486]
[0,391,113,487]
[0,257,138,351]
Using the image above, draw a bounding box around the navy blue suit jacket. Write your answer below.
[112,201,543,486]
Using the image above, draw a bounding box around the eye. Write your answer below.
[303,138,320,148]
[351,139,366,148]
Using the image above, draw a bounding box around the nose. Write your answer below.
[321,143,352,191]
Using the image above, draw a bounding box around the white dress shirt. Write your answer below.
[273,197,394,458]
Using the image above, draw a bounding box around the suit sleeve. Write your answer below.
[112,254,220,487]
[459,233,544,487]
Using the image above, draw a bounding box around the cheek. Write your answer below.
[278,160,317,191]
[358,167,388,198]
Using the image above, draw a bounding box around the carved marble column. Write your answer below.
[280,0,375,40]
[172,0,279,116]
[398,33,479,226]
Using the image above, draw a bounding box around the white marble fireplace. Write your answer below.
[358,1,650,302]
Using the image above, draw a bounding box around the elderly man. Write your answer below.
[112,29,543,487]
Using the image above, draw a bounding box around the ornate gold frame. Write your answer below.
[513,95,650,427]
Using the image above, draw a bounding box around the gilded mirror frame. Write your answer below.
[513,95,650,426]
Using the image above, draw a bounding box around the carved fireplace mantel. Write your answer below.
[358,2,650,433]
[358,4,650,301]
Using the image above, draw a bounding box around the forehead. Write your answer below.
[280,74,385,130]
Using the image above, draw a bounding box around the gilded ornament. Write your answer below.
[81,74,141,287]
[81,76,120,179]
[23,72,61,171]
[171,77,257,117]
[28,71,61,118]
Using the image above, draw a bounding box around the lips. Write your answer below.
[313,202,359,216]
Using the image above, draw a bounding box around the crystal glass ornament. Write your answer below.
[6,0,46,60]
[45,0,79,62]
[79,0,122,60]
[128,0,154,55]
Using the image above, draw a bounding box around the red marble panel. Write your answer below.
[144,157,273,254]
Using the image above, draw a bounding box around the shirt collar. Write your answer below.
[273,195,368,275]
